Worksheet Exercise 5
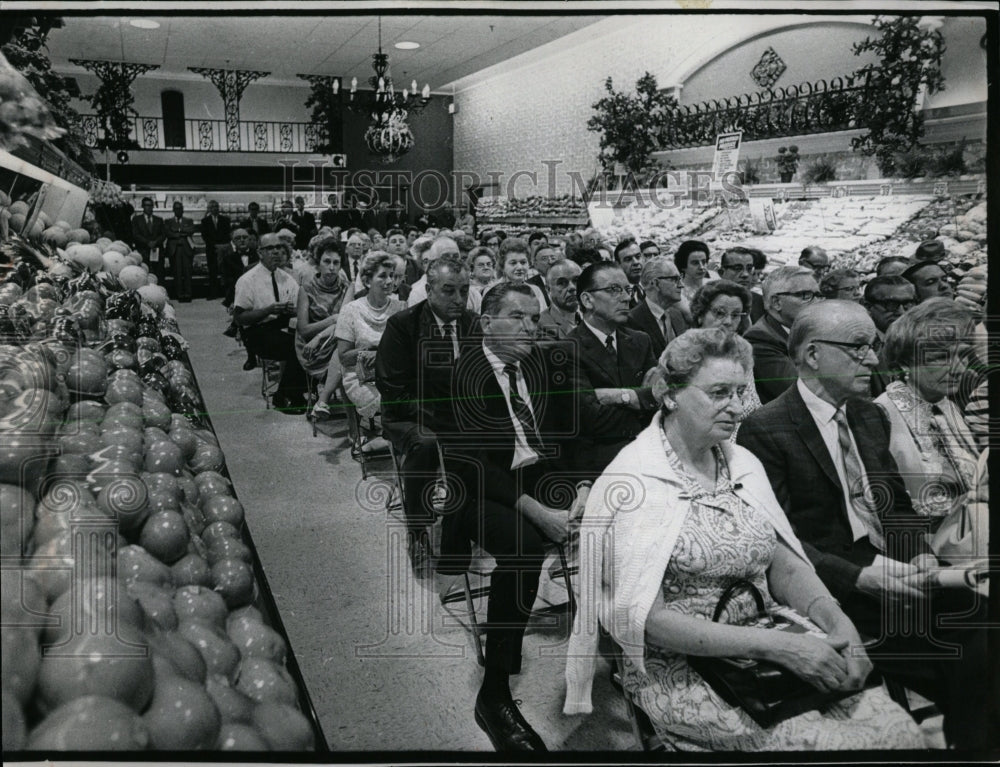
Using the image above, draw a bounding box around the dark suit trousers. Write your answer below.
[843,584,993,750]
[172,250,194,299]
[464,461,553,674]
[381,420,441,533]
[243,320,307,398]
[204,246,219,294]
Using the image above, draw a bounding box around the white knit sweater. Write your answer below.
[563,411,811,715]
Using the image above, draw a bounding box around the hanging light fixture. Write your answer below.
[344,16,431,162]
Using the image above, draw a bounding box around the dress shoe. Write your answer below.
[474,689,547,751]
[243,358,257,371]
[223,324,238,338]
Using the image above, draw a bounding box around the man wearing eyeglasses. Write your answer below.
[798,245,831,281]
[862,276,917,397]
[569,262,658,476]
[717,246,766,334]
[744,264,820,404]
[738,299,990,751]
[626,256,689,359]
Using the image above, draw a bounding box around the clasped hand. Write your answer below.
[772,631,871,694]
[268,301,296,316]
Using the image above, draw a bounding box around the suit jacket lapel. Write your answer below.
[578,326,621,386]
[638,302,666,347]
[788,385,843,493]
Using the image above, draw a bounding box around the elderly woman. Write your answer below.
[335,252,406,446]
[564,329,922,751]
[468,246,497,294]
[690,280,762,434]
[296,236,349,419]
[819,269,863,302]
[874,299,981,546]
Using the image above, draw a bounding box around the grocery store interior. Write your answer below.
[0,4,993,757]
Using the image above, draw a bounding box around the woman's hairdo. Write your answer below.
[310,234,341,260]
[882,297,975,370]
[359,251,396,283]
[657,328,753,390]
[673,239,710,271]
[690,280,750,325]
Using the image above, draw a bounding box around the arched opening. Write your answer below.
[161,89,186,148]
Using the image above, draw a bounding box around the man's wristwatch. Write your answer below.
[620,390,632,405]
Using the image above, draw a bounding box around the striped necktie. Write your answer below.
[503,363,544,452]
[834,408,885,550]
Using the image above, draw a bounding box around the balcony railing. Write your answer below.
[79,115,321,153]
[659,74,870,150]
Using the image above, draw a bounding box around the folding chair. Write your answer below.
[337,383,391,479]
[440,541,577,667]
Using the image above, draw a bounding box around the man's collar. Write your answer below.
[582,318,613,345]
[644,297,666,320]
[797,378,840,423]
[482,341,519,371]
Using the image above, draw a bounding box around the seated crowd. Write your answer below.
[224,207,991,753]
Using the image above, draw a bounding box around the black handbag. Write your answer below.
[688,580,866,728]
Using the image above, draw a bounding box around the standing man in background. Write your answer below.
[200,199,231,300]
[131,196,166,284]
[291,196,317,251]
[164,201,196,302]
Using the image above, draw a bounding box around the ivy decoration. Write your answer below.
[587,72,676,187]
[850,16,946,176]
[302,76,343,155]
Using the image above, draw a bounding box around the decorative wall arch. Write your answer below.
[664,18,877,96]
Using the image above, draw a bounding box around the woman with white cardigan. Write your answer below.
[564,329,922,751]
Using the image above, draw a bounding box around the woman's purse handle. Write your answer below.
[710,579,772,627]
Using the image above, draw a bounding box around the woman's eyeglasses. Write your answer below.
[709,308,748,323]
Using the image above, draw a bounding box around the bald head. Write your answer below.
[789,300,873,365]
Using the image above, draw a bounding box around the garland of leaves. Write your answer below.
[587,72,676,187]
[851,16,946,176]
[303,77,343,155]
[1,16,93,168]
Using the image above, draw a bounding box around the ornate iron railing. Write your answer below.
[658,74,869,150]
[78,115,319,153]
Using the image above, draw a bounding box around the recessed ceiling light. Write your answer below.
[394,41,420,50]
[129,19,160,30]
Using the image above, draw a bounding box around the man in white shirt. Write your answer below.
[447,282,580,752]
[233,233,307,412]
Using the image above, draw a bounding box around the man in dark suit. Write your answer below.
[526,242,555,305]
[446,282,579,752]
[163,201,196,302]
[613,238,645,308]
[861,275,917,398]
[627,256,689,359]
[200,199,231,299]
[241,201,271,241]
[717,246,766,334]
[536,258,581,340]
[130,197,166,283]
[290,196,317,250]
[375,256,479,571]
[569,262,657,477]
[744,264,819,404]
[737,300,991,751]
[319,193,340,230]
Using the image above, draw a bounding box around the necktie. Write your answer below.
[574,311,582,326]
[271,270,280,302]
[834,409,885,550]
[605,334,616,357]
[661,314,673,343]
[504,364,544,453]
[146,215,152,227]
[440,323,458,360]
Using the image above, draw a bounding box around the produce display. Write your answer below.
[0,242,321,751]
[0,52,65,153]
[477,194,588,223]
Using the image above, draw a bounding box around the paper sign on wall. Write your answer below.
[711,131,743,183]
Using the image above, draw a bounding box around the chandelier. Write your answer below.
[337,16,431,162]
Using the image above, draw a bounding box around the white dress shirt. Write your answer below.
[796,379,870,541]
[582,318,616,353]
[432,315,460,359]
[233,263,300,323]
[482,343,540,471]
